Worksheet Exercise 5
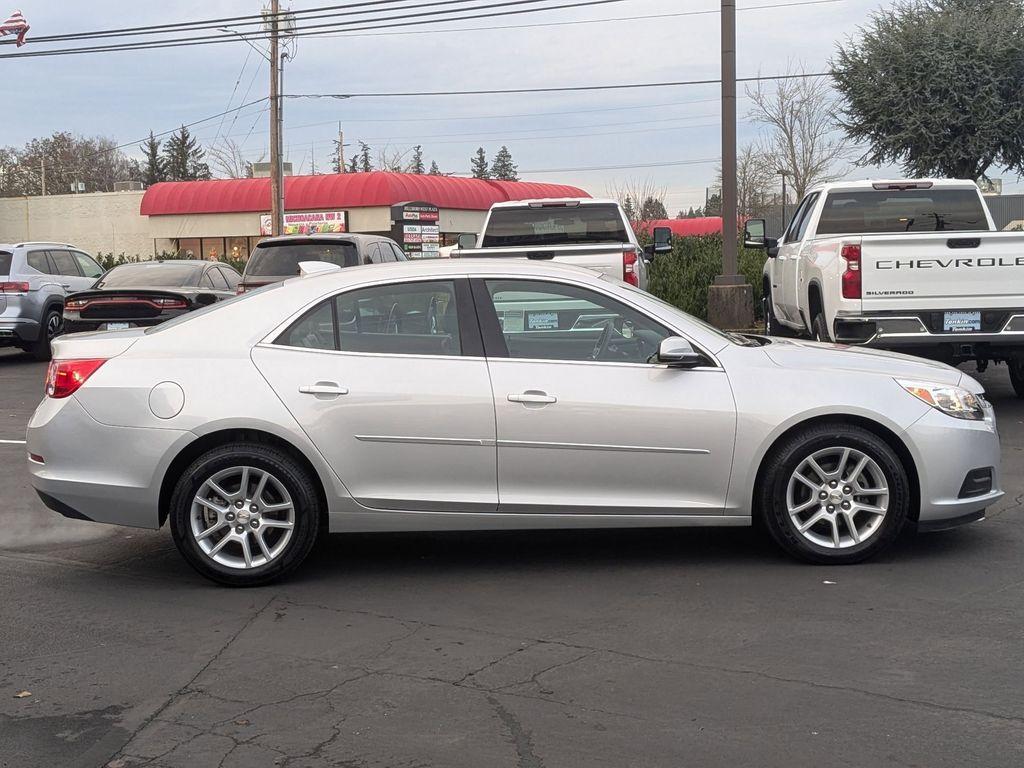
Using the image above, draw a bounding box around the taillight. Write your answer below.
[45,358,107,399]
[65,298,86,311]
[841,243,861,299]
[1,281,30,293]
[623,249,639,287]
[152,297,188,309]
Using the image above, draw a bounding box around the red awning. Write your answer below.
[140,171,590,216]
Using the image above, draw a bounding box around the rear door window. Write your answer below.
[246,241,360,277]
[49,250,81,276]
[206,268,230,290]
[793,192,821,241]
[26,251,54,274]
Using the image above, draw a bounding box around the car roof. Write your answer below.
[488,197,612,209]
[0,241,79,250]
[110,259,210,267]
[807,178,979,195]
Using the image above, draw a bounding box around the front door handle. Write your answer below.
[508,391,557,405]
[299,383,349,396]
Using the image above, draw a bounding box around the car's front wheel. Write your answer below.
[759,423,910,564]
[169,442,321,586]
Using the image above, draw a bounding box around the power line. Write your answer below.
[0,0,641,59]
[501,158,721,174]
[289,71,833,99]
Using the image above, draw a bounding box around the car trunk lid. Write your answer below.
[66,288,191,320]
[51,327,147,360]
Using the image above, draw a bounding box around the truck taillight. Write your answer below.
[841,243,862,299]
[45,359,107,399]
[623,249,639,287]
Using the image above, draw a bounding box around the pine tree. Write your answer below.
[139,132,165,187]
[347,154,359,173]
[358,142,373,173]
[162,126,211,181]
[621,196,636,222]
[489,145,518,181]
[470,147,489,179]
[410,145,425,174]
[428,160,441,175]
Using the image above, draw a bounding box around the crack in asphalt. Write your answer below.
[488,695,545,768]
[105,594,277,765]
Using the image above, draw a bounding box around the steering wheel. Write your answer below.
[590,320,614,361]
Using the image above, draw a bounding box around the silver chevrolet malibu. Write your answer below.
[27,259,1002,585]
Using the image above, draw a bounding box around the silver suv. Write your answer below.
[0,243,104,360]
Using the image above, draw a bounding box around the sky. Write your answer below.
[4,0,910,210]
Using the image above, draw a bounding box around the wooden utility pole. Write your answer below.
[338,122,345,173]
[268,0,283,236]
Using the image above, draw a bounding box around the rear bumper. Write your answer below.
[27,394,191,529]
[903,406,1003,526]
[0,316,40,345]
[834,311,1024,359]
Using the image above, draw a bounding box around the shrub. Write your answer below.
[648,235,766,324]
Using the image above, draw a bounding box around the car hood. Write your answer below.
[763,337,966,388]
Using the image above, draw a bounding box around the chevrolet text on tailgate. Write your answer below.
[453,198,673,290]
[744,179,1024,397]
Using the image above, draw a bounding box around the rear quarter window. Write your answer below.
[0,252,11,275]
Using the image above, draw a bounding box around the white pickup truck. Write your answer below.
[745,179,1024,397]
[454,198,672,290]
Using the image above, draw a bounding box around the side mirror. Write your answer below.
[743,219,767,249]
[657,336,704,369]
[193,293,219,307]
[457,233,477,250]
[652,226,673,255]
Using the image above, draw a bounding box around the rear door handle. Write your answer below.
[508,391,557,404]
[299,383,349,396]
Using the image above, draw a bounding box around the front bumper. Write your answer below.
[27,394,191,529]
[903,404,1003,527]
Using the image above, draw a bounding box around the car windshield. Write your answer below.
[817,189,990,234]
[482,204,629,247]
[0,251,11,276]
[246,241,359,276]
[97,263,202,288]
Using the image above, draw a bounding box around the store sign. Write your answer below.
[260,210,348,236]
[391,201,441,257]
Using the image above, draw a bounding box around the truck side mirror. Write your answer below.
[652,226,673,255]
[457,233,477,250]
[743,219,767,249]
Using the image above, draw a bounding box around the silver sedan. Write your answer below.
[27,259,1002,585]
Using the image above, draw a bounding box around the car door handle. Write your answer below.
[298,383,349,396]
[508,391,557,404]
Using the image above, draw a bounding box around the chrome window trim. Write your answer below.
[260,271,724,368]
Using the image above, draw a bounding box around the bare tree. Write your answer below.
[376,145,412,172]
[746,65,849,199]
[207,139,254,179]
[715,143,778,217]
[606,178,668,223]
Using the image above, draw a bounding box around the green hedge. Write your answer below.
[95,251,247,274]
[647,235,765,322]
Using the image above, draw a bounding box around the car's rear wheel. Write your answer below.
[169,443,321,586]
[29,308,62,361]
[1008,360,1024,399]
[759,423,909,564]
[811,312,831,343]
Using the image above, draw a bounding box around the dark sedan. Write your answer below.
[63,260,241,333]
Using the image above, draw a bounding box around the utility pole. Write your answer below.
[268,0,283,236]
[707,0,754,330]
[338,122,345,173]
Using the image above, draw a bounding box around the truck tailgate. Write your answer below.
[860,232,1024,311]
[454,244,625,279]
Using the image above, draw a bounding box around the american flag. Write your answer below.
[0,9,29,47]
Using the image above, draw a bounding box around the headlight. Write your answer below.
[896,379,985,421]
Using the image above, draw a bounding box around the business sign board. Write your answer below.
[391,201,441,257]
[260,210,348,236]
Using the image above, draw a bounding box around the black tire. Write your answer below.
[30,307,62,362]
[169,442,321,587]
[811,311,831,343]
[762,287,792,338]
[1009,361,1024,399]
[758,423,910,565]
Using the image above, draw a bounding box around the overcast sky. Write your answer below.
[5,0,926,209]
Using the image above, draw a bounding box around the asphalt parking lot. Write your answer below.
[1,348,1022,768]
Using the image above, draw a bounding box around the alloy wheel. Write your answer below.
[785,447,889,549]
[190,466,295,569]
[46,312,62,340]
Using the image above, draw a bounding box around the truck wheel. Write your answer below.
[30,308,63,362]
[1009,361,1024,399]
[763,289,782,336]
[811,312,831,343]
[758,423,910,564]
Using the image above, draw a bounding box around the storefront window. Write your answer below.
[227,237,249,262]
[177,238,201,259]
[202,238,225,261]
